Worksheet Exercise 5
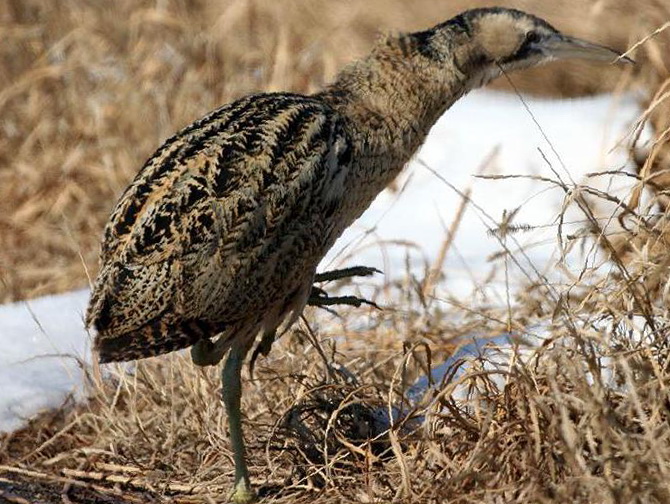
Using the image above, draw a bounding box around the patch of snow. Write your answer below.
[0,289,90,432]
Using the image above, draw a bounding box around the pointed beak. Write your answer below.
[544,35,634,65]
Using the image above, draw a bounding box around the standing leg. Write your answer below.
[222,343,256,504]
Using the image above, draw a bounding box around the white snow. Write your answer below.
[0,289,90,432]
[0,89,650,433]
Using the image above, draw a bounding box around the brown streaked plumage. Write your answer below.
[86,8,631,502]
[89,93,353,362]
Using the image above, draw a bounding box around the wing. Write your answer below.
[87,92,352,361]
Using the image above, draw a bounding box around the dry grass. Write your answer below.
[3,0,670,503]
[3,275,670,503]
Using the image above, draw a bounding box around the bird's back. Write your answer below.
[87,92,353,362]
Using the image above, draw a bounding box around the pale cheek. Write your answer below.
[478,27,521,61]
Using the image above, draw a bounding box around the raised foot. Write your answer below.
[309,266,381,309]
[230,479,256,504]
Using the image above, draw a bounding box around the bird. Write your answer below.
[86,7,631,503]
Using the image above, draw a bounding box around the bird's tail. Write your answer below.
[94,318,219,363]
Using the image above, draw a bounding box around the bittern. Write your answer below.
[87,7,631,503]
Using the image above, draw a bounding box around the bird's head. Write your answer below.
[471,8,631,68]
[415,8,632,85]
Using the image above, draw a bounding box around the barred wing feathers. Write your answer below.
[86,93,352,362]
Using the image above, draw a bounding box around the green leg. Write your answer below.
[222,344,256,504]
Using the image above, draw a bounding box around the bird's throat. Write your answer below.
[318,35,470,195]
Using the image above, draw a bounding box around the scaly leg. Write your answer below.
[222,343,256,504]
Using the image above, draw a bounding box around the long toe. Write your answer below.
[308,292,380,309]
[313,265,382,283]
[310,265,382,309]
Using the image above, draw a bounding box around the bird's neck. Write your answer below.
[318,31,494,183]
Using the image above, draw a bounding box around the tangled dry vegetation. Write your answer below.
[2,0,670,503]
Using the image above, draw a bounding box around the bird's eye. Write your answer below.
[524,31,541,45]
